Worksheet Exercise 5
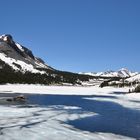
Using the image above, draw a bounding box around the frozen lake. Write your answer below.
[0,92,139,140]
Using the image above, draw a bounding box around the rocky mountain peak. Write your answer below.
[0,34,14,44]
[0,34,52,73]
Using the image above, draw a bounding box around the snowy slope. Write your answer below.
[0,34,52,73]
[126,73,140,82]
[0,53,45,73]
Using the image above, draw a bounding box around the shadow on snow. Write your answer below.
[0,93,140,138]
[27,93,140,139]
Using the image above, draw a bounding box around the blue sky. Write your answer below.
[0,0,140,72]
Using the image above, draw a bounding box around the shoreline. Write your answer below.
[0,83,130,95]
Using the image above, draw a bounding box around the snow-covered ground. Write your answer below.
[0,84,130,95]
[0,84,140,140]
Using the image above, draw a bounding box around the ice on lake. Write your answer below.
[0,93,139,140]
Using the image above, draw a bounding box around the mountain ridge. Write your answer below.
[0,34,97,85]
[0,34,139,85]
[80,68,138,78]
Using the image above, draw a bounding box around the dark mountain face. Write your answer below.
[0,34,29,58]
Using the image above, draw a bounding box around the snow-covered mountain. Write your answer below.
[80,68,138,78]
[0,34,97,85]
[0,34,53,73]
[0,34,139,85]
